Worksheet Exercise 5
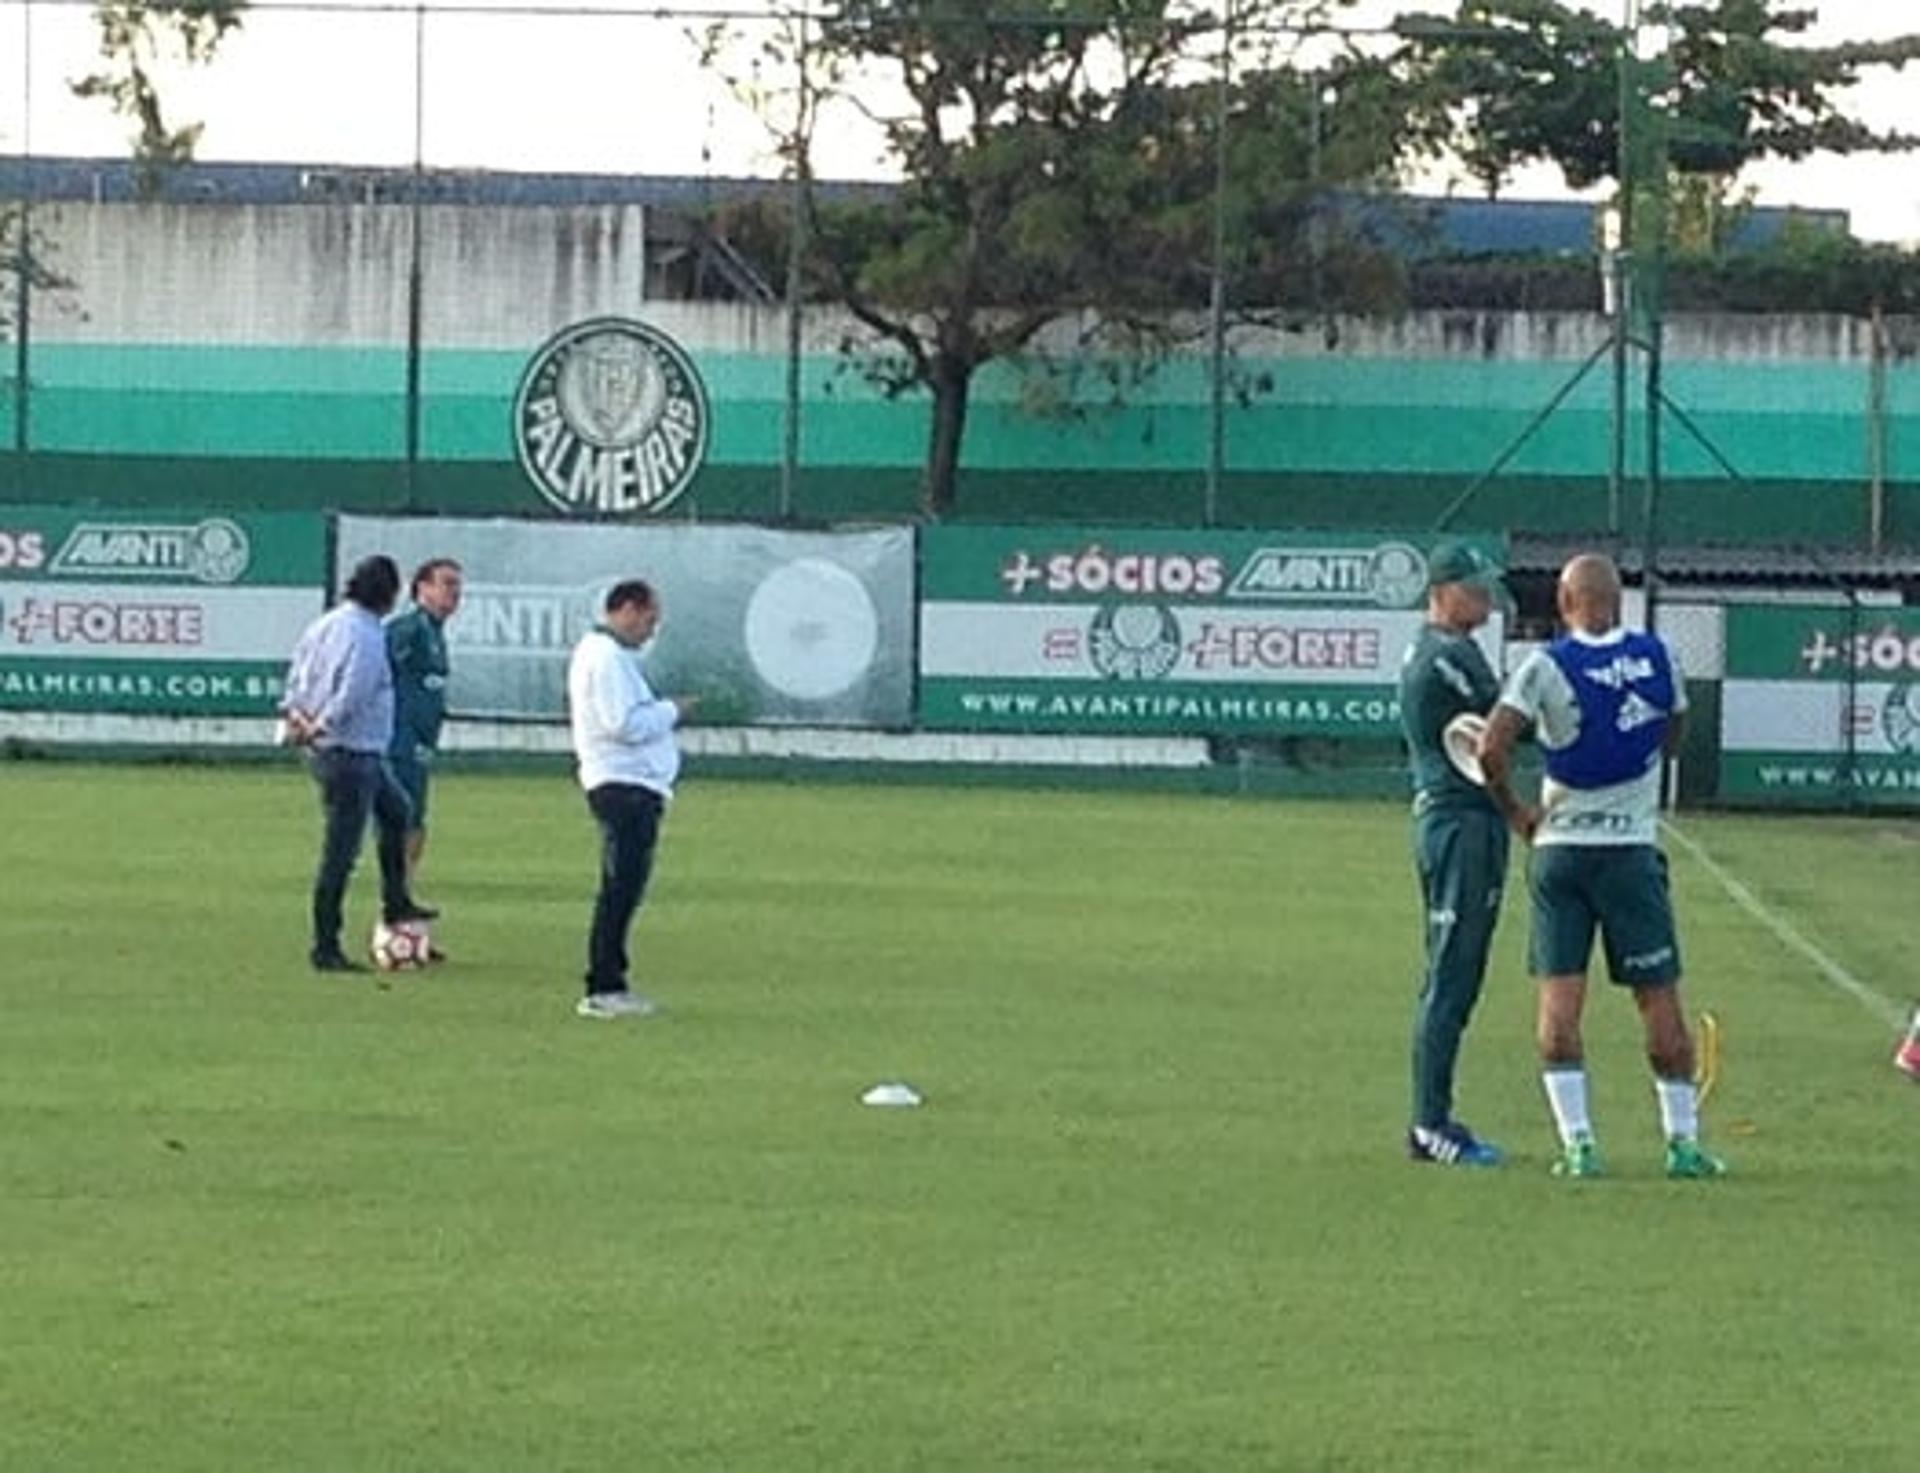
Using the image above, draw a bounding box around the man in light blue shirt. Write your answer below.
[282,555,435,972]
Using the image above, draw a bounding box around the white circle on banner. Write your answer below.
[743,559,880,702]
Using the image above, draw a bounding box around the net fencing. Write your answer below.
[0,3,1915,805]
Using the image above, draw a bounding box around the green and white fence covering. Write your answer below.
[1720,603,1920,805]
[918,527,1505,736]
[0,507,325,715]
[336,516,915,729]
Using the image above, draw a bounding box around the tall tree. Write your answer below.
[724,0,1422,516]
[71,2,248,190]
[807,0,1207,518]
[1407,0,1920,196]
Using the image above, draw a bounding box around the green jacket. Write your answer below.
[1398,622,1500,817]
[386,605,450,755]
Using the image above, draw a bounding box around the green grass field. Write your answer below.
[3,764,1915,1470]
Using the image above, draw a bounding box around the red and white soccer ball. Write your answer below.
[369,918,433,972]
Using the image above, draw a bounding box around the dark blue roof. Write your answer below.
[0,155,894,210]
[1380,193,1847,254]
[0,155,1849,253]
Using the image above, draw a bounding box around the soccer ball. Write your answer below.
[369,918,432,972]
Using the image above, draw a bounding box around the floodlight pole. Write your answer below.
[404,1,427,513]
[1602,196,1629,540]
[1607,9,1634,542]
[1427,6,1677,560]
[1308,69,1324,318]
[779,14,811,524]
[1618,0,1674,630]
[1204,1,1234,528]
[1607,263,1627,539]
[1644,315,1665,632]
[1868,304,1889,553]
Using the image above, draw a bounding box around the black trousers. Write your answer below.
[309,747,412,961]
[585,782,664,996]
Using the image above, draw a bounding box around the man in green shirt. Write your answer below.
[386,558,463,917]
[1398,540,1512,1166]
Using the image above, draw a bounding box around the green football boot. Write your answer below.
[1664,1138,1727,1180]
[1550,1135,1603,1178]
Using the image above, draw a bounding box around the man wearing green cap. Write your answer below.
[1397,539,1513,1166]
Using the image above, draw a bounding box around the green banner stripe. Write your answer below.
[919,677,1402,737]
[0,658,287,715]
[1723,604,1920,682]
[1718,752,1920,805]
[0,507,326,586]
[920,526,1501,606]
[23,344,1915,481]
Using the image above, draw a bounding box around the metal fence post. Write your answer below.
[404,2,427,514]
[10,0,33,463]
[779,13,810,524]
[1204,2,1232,528]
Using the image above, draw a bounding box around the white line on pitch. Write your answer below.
[1662,818,1907,1031]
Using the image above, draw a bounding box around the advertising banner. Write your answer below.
[0,508,325,714]
[336,517,914,727]
[919,528,1505,736]
[1721,604,1920,804]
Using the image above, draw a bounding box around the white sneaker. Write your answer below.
[575,991,661,1020]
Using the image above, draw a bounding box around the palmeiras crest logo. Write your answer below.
[1088,604,1182,681]
[512,317,711,517]
[1882,684,1920,754]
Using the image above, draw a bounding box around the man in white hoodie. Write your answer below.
[566,580,698,1020]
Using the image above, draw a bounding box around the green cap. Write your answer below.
[1427,540,1506,590]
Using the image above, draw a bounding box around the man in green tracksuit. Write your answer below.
[386,557,463,913]
[1398,540,1512,1166]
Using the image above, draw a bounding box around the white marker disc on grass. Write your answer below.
[860,1082,923,1108]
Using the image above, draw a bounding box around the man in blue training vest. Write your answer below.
[1480,553,1725,1180]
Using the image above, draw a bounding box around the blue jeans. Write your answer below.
[308,747,413,961]
[585,783,664,996]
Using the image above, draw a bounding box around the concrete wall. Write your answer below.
[33,202,648,347]
[28,202,1913,367]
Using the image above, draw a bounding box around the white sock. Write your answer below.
[1656,1077,1698,1142]
[1542,1068,1592,1146]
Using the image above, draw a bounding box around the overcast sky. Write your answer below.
[3,0,1916,242]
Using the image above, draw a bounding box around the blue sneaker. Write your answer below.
[1406,1121,1503,1167]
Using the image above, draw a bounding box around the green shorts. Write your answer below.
[386,749,430,830]
[1527,844,1681,987]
